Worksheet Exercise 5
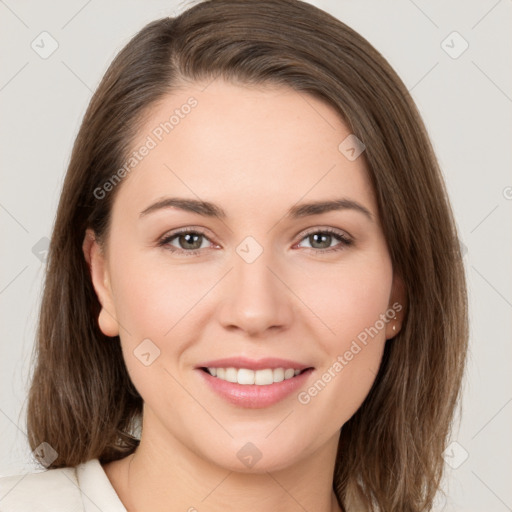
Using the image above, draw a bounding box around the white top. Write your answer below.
[1,458,366,511]
[0,458,127,511]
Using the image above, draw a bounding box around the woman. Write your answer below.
[0,0,468,511]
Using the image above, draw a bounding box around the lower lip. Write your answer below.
[196,368,314,409]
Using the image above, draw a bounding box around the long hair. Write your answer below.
[26,1,469,510]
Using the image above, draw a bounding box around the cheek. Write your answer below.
[299,254,393,346]
[107,249,219,396]
[110,248,204,337]
[297,256,392,412]
[108,252,192,404]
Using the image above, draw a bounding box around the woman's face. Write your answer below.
[84,79,404,472]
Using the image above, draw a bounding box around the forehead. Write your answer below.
[111,79,377,222]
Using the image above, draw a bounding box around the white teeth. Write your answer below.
[238,368,256,385]
[273,368,284,382]
[206,367,305,385]
[254,369,272,385]
[284,368,295,379]
[225,367,237,383]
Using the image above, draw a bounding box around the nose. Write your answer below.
[217,243,293,336]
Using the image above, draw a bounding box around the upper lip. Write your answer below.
[196,357,314,371]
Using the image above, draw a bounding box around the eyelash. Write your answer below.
[157,227,353,257]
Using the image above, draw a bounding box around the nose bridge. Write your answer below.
[233,234,281,305]
[218,234,291,334]
[235,237,274,292]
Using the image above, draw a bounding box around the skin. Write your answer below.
[82,78,405,512]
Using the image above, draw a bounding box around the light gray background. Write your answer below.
[1,1,511,511]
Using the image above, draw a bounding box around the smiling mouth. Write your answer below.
[200,367,313,386]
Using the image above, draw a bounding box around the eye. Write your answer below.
[295,228,353,254]
[157,228,213,256]
[157,227,353,256]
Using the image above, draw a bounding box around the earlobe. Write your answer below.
[82,228,120,337]
[385,273,407,340]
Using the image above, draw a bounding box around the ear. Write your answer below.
[385,272,406,340]
[82,228,119,337]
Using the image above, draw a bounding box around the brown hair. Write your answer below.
[26,1,468,510]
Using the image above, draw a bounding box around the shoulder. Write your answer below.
[0,464,82,512]
[0,458,126,512]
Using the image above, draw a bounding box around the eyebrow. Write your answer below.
[139,197,373,222]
